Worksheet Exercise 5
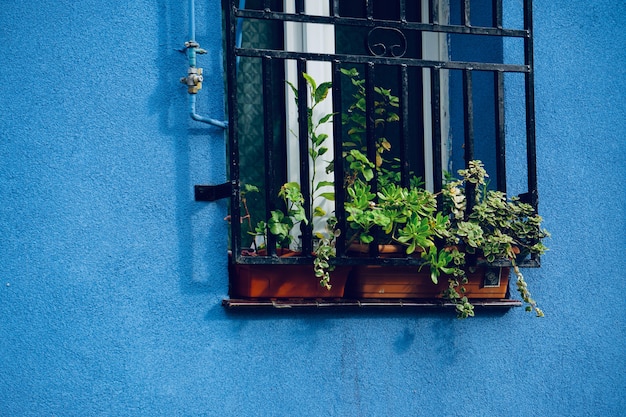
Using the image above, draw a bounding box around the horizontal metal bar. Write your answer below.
[234,9,529,38]
[232,255,424,266]
[232,254,540,268]
[236,48,530,73]
[222,298,523,308]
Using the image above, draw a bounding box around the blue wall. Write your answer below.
[1,1,624,416]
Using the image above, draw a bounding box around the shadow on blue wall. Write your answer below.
[149,0,229,297]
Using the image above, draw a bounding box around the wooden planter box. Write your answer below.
[345,266,510,299]
[230,264,351,299]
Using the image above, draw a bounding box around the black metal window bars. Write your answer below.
[219,0,538,271]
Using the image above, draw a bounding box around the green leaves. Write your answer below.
[313,223,338,290]
[314,82,332,104]
[340,67,359,77]
[439,160,550,316]
[275,69,550,316]
[286,80,298,102]
[514,265,544,317]
[347,150,374,182]
[457,160,488,185]
[456,221,484,249]
[342,155,549,318]
[455,297,475,318]
[397,217,432,255]
[419,245,456,285]
[268,183,307,247]
[268,210,294,247]
[287,73,336,230]
[243,184,259,193]
[341,68,400,169]
[318,112,334,125]
[264,72,339,290]
[315,180,334,191]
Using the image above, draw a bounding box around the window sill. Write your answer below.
[222,298,522,309]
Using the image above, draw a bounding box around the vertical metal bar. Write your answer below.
[493,0,503,28]
[463,69,475,207]
[331,0,339,17]
[332,61,346,256]
[262,57,277,255]
[225,0,242,260]
[399,0,407,22]
[295,0,304,14]
[263,0,270,12]
[365,63,377,191]
[399,65,410,188]
[430,67,442,195]
[365,62,379,257]
[494,70,507,193]
[430,0,438,24]
[297,58,313,255]
[366,0,374,20]
[524,0,538,265]
[463,0,471,26]
[463,70,474,163]
[524,0,538,209]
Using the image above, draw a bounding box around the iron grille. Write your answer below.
[222,0,538,269]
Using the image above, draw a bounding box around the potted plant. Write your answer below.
[333,67,549,317]
[343,148,458,302]
[344,156,549,318]
[230,69,550,317]
[230,73,349,299]
[440,160,549,317]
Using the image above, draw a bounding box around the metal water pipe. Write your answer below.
[181,0,228,129]
[236,0,245,70]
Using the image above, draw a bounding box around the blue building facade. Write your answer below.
[1,1,624,416]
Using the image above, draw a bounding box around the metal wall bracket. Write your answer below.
[518,190,539,210]
[195,183,231,202]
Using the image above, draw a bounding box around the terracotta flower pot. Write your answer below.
[347,243,411,257]
[247,248,300,257]
[345,266,510,299]
[230,264,350,299]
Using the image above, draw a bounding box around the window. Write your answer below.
[216,0,540,306]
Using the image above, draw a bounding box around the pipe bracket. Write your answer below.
[185,40,206,54]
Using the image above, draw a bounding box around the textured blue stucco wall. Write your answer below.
[1,1,624,416]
